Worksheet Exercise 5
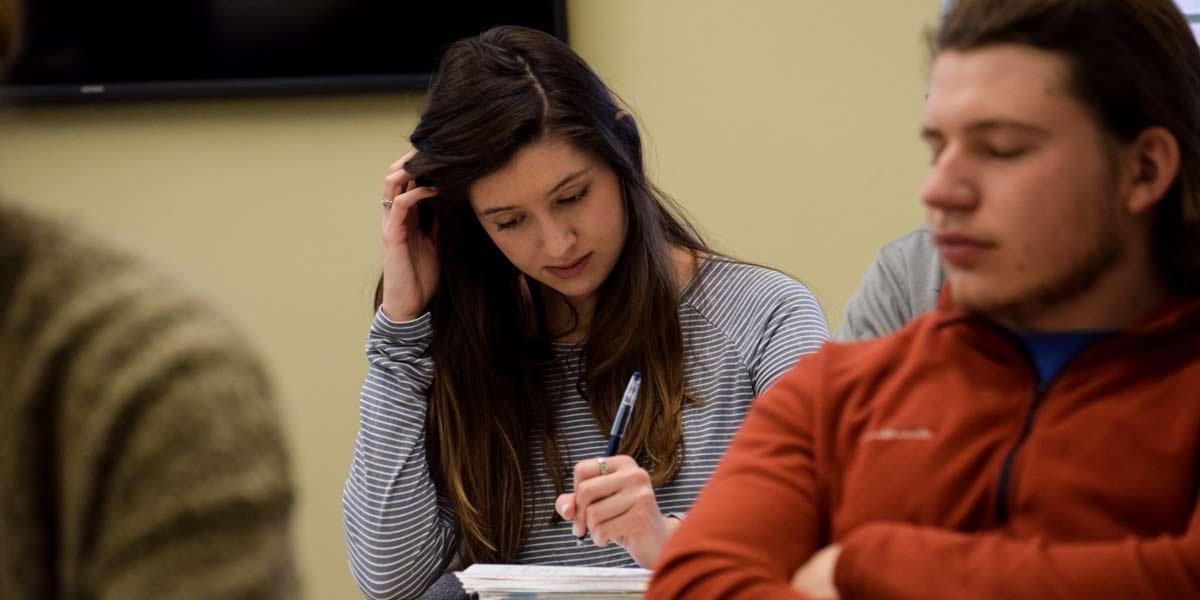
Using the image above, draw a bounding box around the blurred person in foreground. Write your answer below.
[0,2,299,598]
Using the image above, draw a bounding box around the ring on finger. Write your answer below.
[381,195,394,209]
[596,457,608,476]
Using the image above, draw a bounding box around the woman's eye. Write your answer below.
[497,216,525,230]
[558,187,589,206]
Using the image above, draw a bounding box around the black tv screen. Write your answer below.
[2,1,567,102]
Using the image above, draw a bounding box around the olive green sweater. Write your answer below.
[0,203,299,599]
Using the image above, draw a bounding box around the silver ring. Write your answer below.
[381,196,394,209]
[596,457,608,476]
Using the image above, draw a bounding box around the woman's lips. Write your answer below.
[546,253,593,279]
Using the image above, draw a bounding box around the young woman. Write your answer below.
[342,25,829,600]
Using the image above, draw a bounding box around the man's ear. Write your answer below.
[1122,126,1180,215]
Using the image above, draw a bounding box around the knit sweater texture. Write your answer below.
[0,203,298,599]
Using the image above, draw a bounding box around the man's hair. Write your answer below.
[0,0,19,71]
[936,0,1200,296]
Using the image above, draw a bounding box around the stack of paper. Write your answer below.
[454,564,652,599]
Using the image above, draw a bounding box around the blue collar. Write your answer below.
[1012,330,1111,385]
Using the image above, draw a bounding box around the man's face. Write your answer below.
[921,44,1129,324]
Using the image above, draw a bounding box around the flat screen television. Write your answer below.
[1,1,567,102]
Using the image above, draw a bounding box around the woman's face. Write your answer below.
[468,136,628,309]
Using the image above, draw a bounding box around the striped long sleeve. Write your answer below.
[342,258,830,600]
[343,312,454,600]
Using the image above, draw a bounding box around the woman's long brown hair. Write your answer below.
[373,26,712,566]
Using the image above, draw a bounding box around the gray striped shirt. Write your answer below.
[343,258,829,599]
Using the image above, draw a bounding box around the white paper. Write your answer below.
[456,564,651,597]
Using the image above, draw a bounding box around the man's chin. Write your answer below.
[947,280,1020,316]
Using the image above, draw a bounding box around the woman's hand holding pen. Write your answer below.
[554,456,682,568]
[380,149,440,322]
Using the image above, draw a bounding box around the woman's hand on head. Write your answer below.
[554,455,679,568]
[380,150,440,322]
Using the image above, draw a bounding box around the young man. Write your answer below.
[649,0,1200,598]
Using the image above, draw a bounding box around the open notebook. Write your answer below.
[454,564,651,599]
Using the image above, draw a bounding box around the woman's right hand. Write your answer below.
[380,149,440,322]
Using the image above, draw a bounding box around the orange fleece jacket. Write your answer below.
[649,296,1200,599]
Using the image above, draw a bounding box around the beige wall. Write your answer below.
[0,1,937,597]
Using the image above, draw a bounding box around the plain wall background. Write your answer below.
[0,1,937,597]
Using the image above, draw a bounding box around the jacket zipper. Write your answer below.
[991,328,1100,524]
[993,382,1046,524]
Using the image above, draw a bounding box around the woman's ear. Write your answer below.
[615,110,631,123]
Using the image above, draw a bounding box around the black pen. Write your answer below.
[576,371,642,545]
[605,371,642,456]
